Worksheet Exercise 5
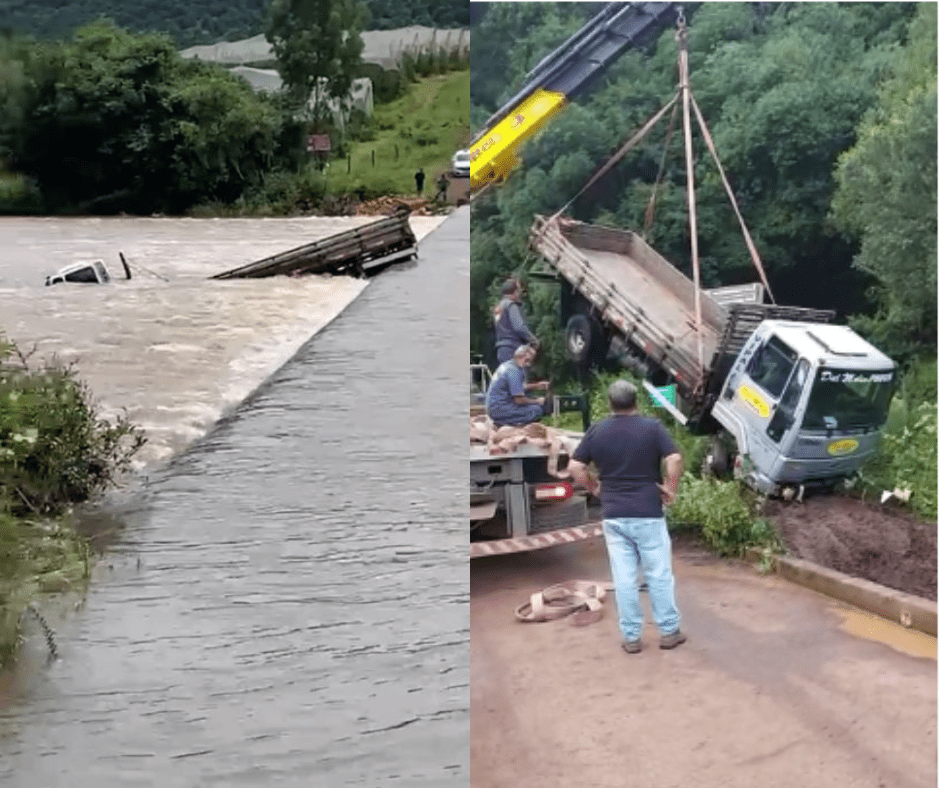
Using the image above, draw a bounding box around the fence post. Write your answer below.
[372,150,375,167]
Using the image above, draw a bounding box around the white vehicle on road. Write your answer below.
[451,149,471,177]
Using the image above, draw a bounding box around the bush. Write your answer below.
[858,400,937,521]
[0,338,146,517]
[667,474,778,556]
[0,511,90,667]
[239,168,328,215]
[0,334,144,667]
[853,355,937,521]
[0,172,43,215]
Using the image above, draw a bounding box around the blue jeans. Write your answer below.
[492,403,544,426]
[602,517,680,642]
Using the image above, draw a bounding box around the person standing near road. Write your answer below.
[567,380,686,654]
[434,171,449,202]
[486,345,552,427]
[414,168,425,195]
[493,278,539,364]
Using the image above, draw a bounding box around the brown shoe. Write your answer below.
[621,639,642,654]
[659,629,687,649]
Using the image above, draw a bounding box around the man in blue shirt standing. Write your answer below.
[567,379,686,654]
[493,279,539,365]
[486,345,552,427]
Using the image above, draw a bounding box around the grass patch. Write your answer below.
[325,69,470,196]
[0,512,89,666]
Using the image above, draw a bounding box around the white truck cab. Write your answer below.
[711,320,896,495]
[45,260,112,286]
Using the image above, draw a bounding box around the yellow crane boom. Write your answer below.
[469,2,681,192]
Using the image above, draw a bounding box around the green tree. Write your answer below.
[830,3,937,357]
[7,20,287,213]
[264,0,366,130]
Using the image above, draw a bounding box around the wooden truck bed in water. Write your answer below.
[212,206,417,280]
[530,215,727,393]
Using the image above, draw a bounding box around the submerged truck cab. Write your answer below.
[711,321,895,495]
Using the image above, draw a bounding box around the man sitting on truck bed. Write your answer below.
[486,345,552,427]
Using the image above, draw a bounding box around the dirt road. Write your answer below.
[471,537,936,788]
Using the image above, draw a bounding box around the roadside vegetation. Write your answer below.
[0,335,146,668]
[239,66,469,215]
[548,357,937,560]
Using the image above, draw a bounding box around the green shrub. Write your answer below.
[0,339,146,517]
[858,400,937,520]
[0,335,144,667]
[0,172,43,215]
[667,473,777,556]
[854,355,937,521]
[0,510,91,667]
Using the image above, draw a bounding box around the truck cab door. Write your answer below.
[732,334,799,476]
[766,358,810,447]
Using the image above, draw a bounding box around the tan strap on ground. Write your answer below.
[514,580,615,626]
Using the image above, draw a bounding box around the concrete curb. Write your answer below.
[744,549,937,638]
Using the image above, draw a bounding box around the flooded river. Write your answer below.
[0,209,469,785]
[0,214,442,467]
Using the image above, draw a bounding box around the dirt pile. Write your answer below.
[767,495,937,601]
[354,195,448,216]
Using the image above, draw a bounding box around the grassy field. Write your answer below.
[325,69,470,197]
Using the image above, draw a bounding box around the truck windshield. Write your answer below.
[802,369,895,432]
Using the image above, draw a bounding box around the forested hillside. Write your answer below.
[2,0,469,48]
[470,2,935,371]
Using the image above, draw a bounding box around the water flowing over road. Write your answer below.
[0,214,442,467]
[0,208,469,786]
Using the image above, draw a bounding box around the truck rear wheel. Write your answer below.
[702,435,732,478]
[565,314,607,369]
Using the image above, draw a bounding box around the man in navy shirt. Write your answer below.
[486,345,551,426]
[567,379,686,653]
[493,279,539,365]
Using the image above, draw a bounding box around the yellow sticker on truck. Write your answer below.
[738,385,770,418]
[827,439,859,456]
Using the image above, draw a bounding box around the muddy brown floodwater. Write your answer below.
[768,495,937,601]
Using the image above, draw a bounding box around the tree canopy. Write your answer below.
[2,0,469,48]
[831,2,937,356]
[2,21,293,213]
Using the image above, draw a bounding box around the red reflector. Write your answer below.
[533,482,574,501]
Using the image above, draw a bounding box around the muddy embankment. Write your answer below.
[767,495,936,601]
